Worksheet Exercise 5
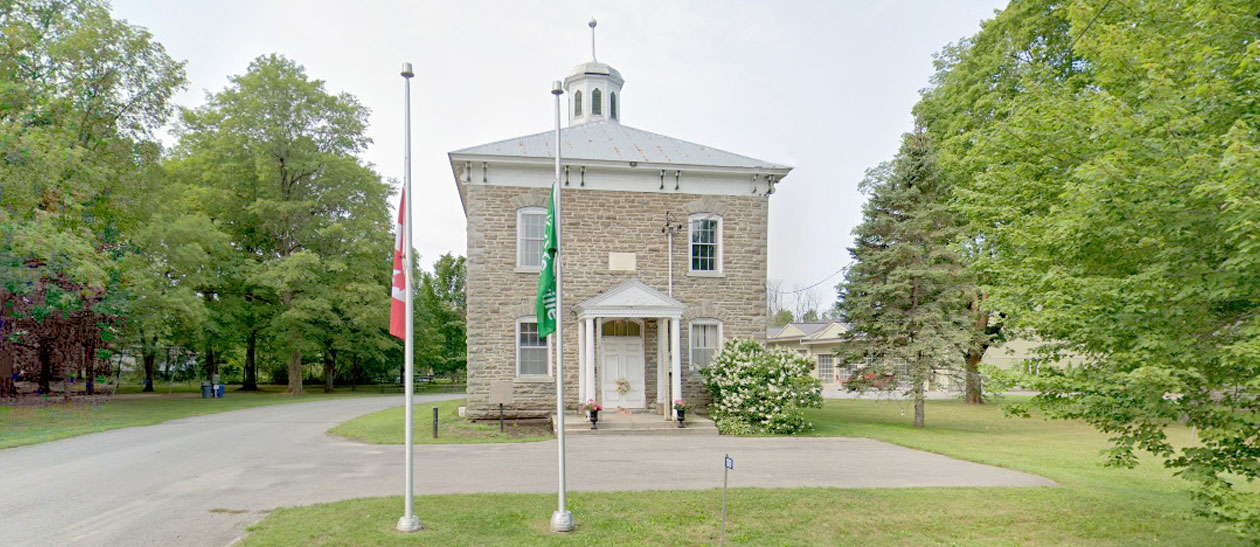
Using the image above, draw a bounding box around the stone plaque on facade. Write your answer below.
[489,380,514,405]
[608,252,637,271]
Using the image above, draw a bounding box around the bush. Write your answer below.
[701,339,823,434]
[714,417,759,436]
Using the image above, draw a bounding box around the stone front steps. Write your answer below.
[553,409,719,436]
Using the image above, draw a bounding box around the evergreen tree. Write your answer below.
[837,128,973,428]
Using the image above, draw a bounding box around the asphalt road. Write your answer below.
[0,395,1053,547]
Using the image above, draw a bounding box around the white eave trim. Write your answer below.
[576,307,683,321]
[448,153,793,178]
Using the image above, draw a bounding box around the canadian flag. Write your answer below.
[389,190,407,339]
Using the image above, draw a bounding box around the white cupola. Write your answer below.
[563,19,624,127]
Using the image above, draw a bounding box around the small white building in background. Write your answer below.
[766,321,849,385]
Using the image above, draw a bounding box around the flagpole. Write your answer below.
[548,79,574,533]
[396,61,421,534]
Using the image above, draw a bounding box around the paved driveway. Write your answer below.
[0,395,1052,547]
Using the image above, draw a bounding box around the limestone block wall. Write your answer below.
[464,184,768,419]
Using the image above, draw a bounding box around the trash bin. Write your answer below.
[201,381,212,398]
[216,383,225,398]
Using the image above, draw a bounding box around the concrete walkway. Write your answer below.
[0,395,1053,547]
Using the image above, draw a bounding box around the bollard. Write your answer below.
[432,406,439,439]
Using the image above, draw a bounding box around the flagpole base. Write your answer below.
[549,510,574,533]
[396,515,422,533]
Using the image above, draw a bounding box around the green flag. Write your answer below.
[535,190,558,338]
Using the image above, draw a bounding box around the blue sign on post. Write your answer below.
[725,455,734,470]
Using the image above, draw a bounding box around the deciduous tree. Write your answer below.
[172,54,383,394]
[917,0,1260,538]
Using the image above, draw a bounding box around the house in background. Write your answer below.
[450,47,791,420]
[768,319,1069,392]
[766,321,849,385]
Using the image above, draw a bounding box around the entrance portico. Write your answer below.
[574,280,686,419]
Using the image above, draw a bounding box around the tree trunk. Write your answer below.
[0,340,14,398]
[964,296,991,405]
[84,341,96,395]
[323,346,336,393]
[913,379,925,429]
[240,329,259,391]
[205,343,217,381]
[142,350,156,392]
[285,347,304,394]
[38,340,53,394]
[964,352,983,405]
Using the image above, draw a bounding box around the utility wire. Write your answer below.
[783,263,851,295]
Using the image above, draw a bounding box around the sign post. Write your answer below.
[489,381,513,435]
[721,454,733,545]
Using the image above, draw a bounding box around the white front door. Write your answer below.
[600,336,646,408]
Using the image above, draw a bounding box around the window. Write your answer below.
[517,207,546,269]
[817,354,835,384]
[592,88,602,116]
[610,92,617,120]
[690,320,721,372]
[600,319,641,336]
[689,213,722,273]
[517,319,548,376]
[574,90,583,117]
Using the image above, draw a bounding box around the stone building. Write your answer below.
[449,51,791,420]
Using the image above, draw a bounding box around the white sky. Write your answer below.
[111,0,1006,312]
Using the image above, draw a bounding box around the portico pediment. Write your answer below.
[574,279,685,319]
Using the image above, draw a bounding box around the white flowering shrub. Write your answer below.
[701,339,823,434]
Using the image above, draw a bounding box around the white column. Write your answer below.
[657,318,667,417]
[585,318,597,402]
[670,317,682,420]
[577,319,586,410]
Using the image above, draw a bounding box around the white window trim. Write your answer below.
[689,319,722,374]
[516,206,546,272]
[515,317,552,378]
[687,213,724,276]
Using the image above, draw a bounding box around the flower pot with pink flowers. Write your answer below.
[673,399,691,428]
[581,399,603,429]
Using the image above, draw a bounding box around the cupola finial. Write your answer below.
[588,18,598,63]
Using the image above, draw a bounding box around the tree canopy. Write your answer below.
[171,54,393,394]
[916,0,1260,538]
[0,0,185,396]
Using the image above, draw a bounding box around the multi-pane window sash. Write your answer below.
[817,354,835,384]
[518,209,546,268]
[691,322,719,371]
[691,218,717,271]
[517,321,548,376]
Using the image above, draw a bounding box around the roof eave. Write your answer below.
[448,152,792,178]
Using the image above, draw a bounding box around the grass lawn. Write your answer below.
[0,386,391,450]
[241,398,1241,546]
[329,398,552,444]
